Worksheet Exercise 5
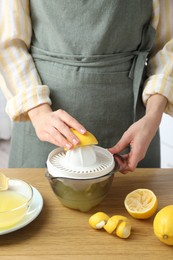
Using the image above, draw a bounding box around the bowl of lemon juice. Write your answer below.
[0,177,33,230]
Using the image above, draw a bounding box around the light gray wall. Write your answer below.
[0,88,11,140]
[160,114,173,168]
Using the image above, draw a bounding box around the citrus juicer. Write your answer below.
[46,145,126,211]
[47,145,115,176]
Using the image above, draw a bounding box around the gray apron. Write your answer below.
[9,0,160,168]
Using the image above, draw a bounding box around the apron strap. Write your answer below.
[130,51,149,121]
[129,23,156,122]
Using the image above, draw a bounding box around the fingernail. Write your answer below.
[72,138,79,145]
[80,128,86,134]
[65,143,72,149]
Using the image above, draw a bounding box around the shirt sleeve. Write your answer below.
[143,0,173,116]
[0,0,51,121]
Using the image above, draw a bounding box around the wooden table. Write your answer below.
[0,168,173,260]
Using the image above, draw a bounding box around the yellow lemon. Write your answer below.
[89,212,109,229]
[104,215,128,234]
[89,212,132,239]
[124,188,158,219]
[153,205,173,246]
[0,173,9,191]
[65,128,98,149]
[115,220,132,239]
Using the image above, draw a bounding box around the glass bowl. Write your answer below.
[0,179,33,230]
[45,171,115,212]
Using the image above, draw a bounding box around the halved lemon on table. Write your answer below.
[67,128,98,149]
[124,188,158,219]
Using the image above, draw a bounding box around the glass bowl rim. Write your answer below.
[0,178,33,214]
[45,170,115,181]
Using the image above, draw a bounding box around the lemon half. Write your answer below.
[67,128,98,149]
[0,173,9,191]
[124,188,158,219]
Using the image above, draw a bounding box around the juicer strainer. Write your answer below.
[46,145,116,180]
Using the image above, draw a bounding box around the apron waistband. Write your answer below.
[31,45,143,68]
[31,45,149,122]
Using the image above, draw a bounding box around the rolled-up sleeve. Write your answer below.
[143,0,173,116]
[0,0,51,121]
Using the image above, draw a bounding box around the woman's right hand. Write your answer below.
[28,104,86,149]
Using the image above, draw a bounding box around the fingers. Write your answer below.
[53,121,79,146]
[119,145,146,174]
[108,133,133,173]
[57,109,86,134]
[52,109,86,147]
[113,154,128,173]
[46,125,74,149]
[108,132,130,155]
[110,142,144,174]
[113,154,131,174]
[109,120,151,173]
[33,108,87,149]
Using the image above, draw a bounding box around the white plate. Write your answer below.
[0,186,43,235]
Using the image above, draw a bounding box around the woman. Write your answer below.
[0,0,172,172]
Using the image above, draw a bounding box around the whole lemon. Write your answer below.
[153,205,173,245]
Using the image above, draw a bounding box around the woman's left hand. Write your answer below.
[109,93,168,173]
[108,114,159,173]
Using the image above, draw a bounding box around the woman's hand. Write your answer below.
[28,104,86,149]
[109,94,168,173]
[109,114,160,173]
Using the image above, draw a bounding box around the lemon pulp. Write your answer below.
[124,188,158,219]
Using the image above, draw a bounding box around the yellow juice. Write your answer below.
[0,191,28,229]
